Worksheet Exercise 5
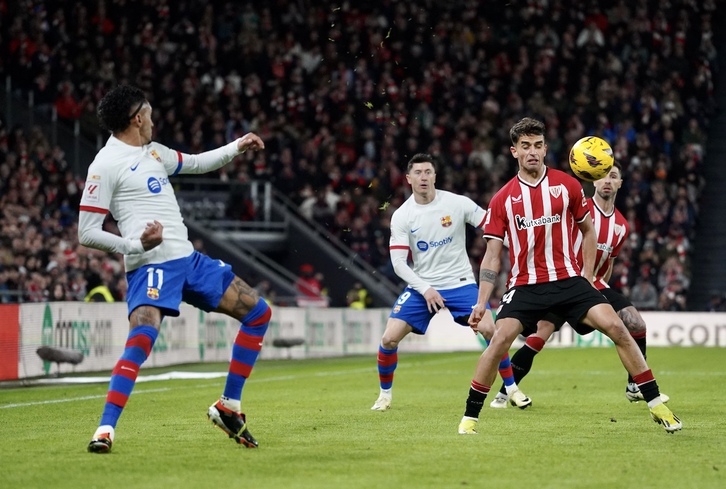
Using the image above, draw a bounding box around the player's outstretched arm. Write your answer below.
[173,133,265,175]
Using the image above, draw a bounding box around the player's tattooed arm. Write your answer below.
[479,268,497,285]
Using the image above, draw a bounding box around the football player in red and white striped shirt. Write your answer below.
[458,118,681,435]
[489,161,668,406]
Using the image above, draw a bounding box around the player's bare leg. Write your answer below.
[475,311,532,409]
[460,318,523,434]
[581,304,681,432]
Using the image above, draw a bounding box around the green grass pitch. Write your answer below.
[1,347,724,489]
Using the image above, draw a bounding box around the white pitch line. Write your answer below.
[0,387,171,409]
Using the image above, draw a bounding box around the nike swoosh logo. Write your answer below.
[218,260,225,267]
[130,161,140,171]
[410,227,420,233]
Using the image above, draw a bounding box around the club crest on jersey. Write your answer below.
[614,223,625,237]
[440,215,452,227]
[147,287,159,300]
[150,149,162,162]
[549,185,562,199]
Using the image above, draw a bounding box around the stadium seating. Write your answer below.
[0,0,718,307]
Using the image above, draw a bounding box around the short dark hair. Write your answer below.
[509,117,545,145]
[612,160,622,174]
[406,153,437,173]
[97,85,147,134]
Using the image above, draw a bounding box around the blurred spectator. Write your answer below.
[705,291,726,312]
[630,277,659,311]
[658,278,688,311]
[346,282,370,309]
[47,280,70,302]
[295,263,328,307]
[253,279,277,306]
[83,272,114,302]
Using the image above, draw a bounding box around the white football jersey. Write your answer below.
[389,190,486,290]
[79,136,237,271]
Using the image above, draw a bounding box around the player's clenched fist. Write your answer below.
[236,133,265,153]
[141,220,164,251]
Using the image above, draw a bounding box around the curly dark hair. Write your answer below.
[97,85,147,133]
[509,117,545,145]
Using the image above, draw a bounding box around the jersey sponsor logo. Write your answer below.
[130,161,141,171]
[549,185,562,199]
[90,174,101,180]
[514,214,561,230]
[150,149,162,162]
[511,194,522,203]
[597,243,614,253]
[85,183,100,202]
[147,287,159,300]
[416,236,453,251]
[440,215,452,227]
[147,177,163,194]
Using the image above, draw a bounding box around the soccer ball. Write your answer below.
[568,136,614,182]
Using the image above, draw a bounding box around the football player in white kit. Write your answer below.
[371,153,532,412]
[80,85,269,452]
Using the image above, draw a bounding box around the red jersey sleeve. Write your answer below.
[482,189,507,241]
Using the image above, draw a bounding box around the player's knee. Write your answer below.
[490,322,519,350]
[600,317,631,343]
[380,335,401,349]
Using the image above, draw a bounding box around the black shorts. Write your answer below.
[600,287,633,313]
[497,276,608,336]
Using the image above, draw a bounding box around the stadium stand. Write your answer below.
[0,0,721,308]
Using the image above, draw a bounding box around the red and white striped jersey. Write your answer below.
[573,198,629,290]
[484,167,589,288]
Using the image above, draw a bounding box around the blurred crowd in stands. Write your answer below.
[0,0,723,310]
